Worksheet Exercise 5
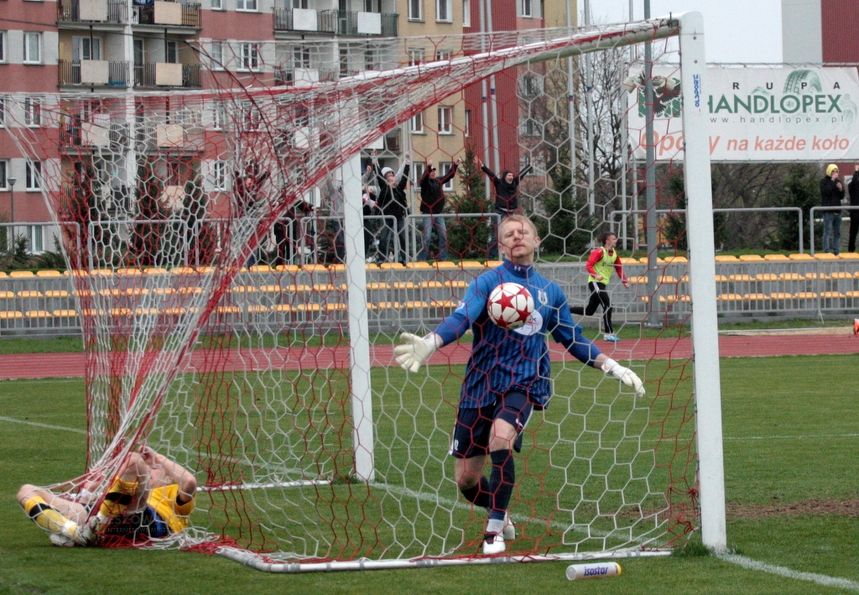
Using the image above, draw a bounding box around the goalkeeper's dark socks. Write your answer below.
[488,449,515,517]
[22,495,79,538]
[459,477,491,508]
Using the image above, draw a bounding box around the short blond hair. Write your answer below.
[498,213,539,238]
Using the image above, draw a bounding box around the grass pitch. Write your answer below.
[1,354,857,594]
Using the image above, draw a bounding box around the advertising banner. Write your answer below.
[626,66,859,162]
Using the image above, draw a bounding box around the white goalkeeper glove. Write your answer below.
[393,332,442,373]
[601,357,646,397]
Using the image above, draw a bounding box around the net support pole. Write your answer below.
[341,149,376,482]
[678,11,727,552]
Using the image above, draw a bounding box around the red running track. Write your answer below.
[2,332,857,380]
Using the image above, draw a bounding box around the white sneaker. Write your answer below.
[502,513,516,541]
[482,533,506,555]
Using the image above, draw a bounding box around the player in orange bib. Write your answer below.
[571,231,629,343]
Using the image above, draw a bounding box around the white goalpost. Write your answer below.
[7,12,725,570]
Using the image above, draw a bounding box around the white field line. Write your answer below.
[718,553,859,592]
[0,415,87,435]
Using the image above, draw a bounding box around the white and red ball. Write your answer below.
[486,282,535,330]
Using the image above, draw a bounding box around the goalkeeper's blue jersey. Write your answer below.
[434,259,601,409]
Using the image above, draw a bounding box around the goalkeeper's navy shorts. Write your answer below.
[450,391,532,458]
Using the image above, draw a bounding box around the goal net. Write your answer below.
[8,15,722,570]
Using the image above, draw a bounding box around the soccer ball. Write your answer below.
[487,282,535,330]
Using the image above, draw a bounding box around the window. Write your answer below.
[364,0,379,11]
[166,41,178,64]
[408,48,424,66]
[73,36,101,61]
[24,32,42,64]
[28,225,45,254]
[0,96,5,128]
[464,109,471,136]
[412,161,425,184]
[292,0,308,7]
[410,111,424,133]
[0,31,6,63]
[437,106,452,134]
[0,160,8,190]
[212,161,227,190]
[211,101,226,129]
[435,49,451,61]
[462,0,470,26]
[240,43,260,71]
[210,0,223,9]
[236,0,257,10]
[241,102,261,130]
[438,161,453,190]
[25,160,41,190]
[436,0,451,22]
[519,118,540,137]
[520,0,532,17]
[293,46,310,69]
[408,0,422,20]
[210,41,224,70]
[24,97,42,127]
[520,74,543,97]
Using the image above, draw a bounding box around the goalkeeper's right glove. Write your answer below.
[393,332,442,373]
[601,357,646,397]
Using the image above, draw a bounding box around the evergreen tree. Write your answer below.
[129,160,168,267]
[447,145,494,259]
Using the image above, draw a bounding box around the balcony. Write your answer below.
[133,1,201,29]
[273,65,339,86]
[274,8,337,33]
[136,123,204,154]
[59,60,129,87]
[274,9,397,36]
[60,120,130,152]
[58,0,126,24]
[133,63,200,88]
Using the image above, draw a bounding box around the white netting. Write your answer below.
[9,18,704,569]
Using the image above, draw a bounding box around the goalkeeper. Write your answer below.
[17,445,197,547]
[394,214,644,555]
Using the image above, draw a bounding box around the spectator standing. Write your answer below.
[847,165,859,253]
[418,160,459,260]
[820,163,844,255]
[372,154,410,264]
[476,157,532,258]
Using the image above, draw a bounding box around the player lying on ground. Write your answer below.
[17,445,197,546]
[394,214,645,555]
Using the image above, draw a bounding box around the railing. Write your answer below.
[808,205,859,255]
[274,9,397,36]
[133,63,200,88]
[58,60,130,87]
[57,0,126,24]
[133,3,200,27]
[0,222,73,256]
[273,8,337,33]
[611,207,805,253]
[406,212,501,261]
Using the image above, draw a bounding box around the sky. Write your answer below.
[583,0,783,64]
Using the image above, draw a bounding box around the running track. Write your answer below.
[2,332,857,380]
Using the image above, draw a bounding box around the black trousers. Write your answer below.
[570,281,614,334]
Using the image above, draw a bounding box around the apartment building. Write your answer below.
[0,0,550,250]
